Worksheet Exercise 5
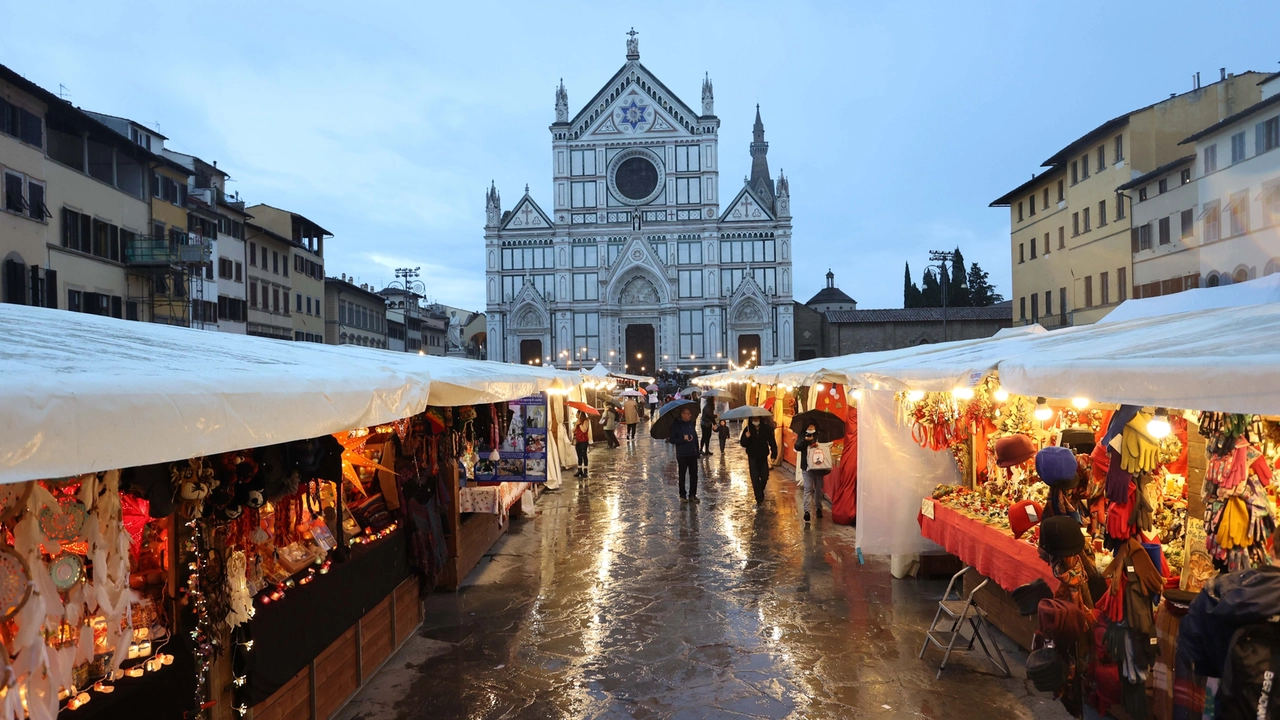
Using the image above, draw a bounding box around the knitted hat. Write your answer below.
[1036,446,1080,488]
[1039,515,1085,558]
[1011,579,1053,616]
[1059,427,1097,455]
[995,434,1037,468]
[1009,499,1044,540]
[1026,648,1067,692]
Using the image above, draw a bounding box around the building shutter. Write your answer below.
[111,296,122,319]
[1259,122,1267,155]
[44,269,57,309]
[1130,227,1140,253]
[4,259,26,305]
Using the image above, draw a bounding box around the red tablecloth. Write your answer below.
[918,498,1057,592]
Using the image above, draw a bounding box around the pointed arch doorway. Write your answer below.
[625,324,656,375]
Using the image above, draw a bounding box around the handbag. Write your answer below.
[806,442,834,474]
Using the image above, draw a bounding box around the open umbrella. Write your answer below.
[619,389,644,397]
[700,388,727,398]
[565,401,600,416]
[719,405,772,421]
[646,384,659,392]
[789,409,846,438]
[650,399,700,439]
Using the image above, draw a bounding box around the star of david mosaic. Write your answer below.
[617,99,649,130]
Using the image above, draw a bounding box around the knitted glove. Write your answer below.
[1120,413,1160,475]
[1105,448,1133,503]
[1215,496,1250,550]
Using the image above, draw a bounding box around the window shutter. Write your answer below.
[4,259,26,305]
[111,296,122,319]
[1259,122,1267,155]
[44,269,57,308]
[1131,227,1140,253]
[62,208,74,247]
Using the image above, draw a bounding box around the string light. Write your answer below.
[952,387,974,400]
[993,387,1009,402]
[906,390,925,402]
[1034,397,1053,422]
[1147,408,1172,439]
[1071,397,1090,409]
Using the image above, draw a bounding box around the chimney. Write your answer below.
[1196,71,1201,89]
[1220,67,1227,81]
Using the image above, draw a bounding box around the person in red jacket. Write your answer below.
[572,414,590,478]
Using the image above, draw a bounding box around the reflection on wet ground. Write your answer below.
[339,428,1070,719]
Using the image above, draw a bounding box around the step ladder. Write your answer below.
[918,566,1011,679]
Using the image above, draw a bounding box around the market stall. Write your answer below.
[0,305,578,720]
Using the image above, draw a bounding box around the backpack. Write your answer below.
[1217,619,1280,719]
[806,442,834,474]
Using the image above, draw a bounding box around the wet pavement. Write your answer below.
[339,426,1071,720]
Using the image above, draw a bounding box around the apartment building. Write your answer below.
[1127,73,1280,296]
[244,220,294,340]
[163,152,251,334]
[246,204,327,343]
[379,286,423,353]
[325,275,387,348]
[0,64,169,320]
[993,70,1264,326]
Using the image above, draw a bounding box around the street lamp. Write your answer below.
[928,249,956,341]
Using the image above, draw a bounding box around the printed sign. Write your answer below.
[469,394,548,485]
[921,497,936,520]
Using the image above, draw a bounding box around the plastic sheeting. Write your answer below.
[998,302,1280,415]
[0,305,578,485]
[1098,274,1280,324]
[855,389,958,555]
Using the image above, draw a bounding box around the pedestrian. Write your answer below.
[792,423,828,522]
[572,413,590,478]
[716,419,730,454]
[699,397,717,456]
[667,406,700,503]
[740,417,778,506]
[623,397,640,441]
[648,392,660,425]
[602,406,620,448]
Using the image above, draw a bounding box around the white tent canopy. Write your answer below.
[998,302,1280,415]
[586,363,611,378]
[1098,274,1280,325]
[0,305,578,484]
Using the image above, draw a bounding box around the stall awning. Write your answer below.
[0,305,577,484]
[609,371,655,384]
[1098,274,1280,325]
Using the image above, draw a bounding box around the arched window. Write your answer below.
[340,332,348,344]
[1206,274,1221,288]
[1265,259,1280,276]
[1233,267,1250,284]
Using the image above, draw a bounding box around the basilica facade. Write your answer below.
[484,31,794,373]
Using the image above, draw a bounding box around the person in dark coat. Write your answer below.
[667,407,701,503]
[740,417,778,506]
[699,398,717,456]
[792,423,829,522]
[716,420,730,454]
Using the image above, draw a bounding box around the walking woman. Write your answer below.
[602,406,621,448]
[573,413,591,478]
[667,406,701,503]
[740,417,778,506]
[623,397,640,441]
[792,423,828,522]
[699,397,717,456]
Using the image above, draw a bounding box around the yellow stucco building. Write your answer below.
[993,70,1264,326]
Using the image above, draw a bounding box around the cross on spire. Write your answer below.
[625,27,640,60]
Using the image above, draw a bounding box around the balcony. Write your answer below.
[124,236,211,266]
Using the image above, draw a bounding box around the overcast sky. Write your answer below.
[4,1,1277,310]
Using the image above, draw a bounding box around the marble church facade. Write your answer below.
[484,30,794,373]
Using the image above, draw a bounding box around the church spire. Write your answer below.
[749,104,774,206]
[701,73,714,116]
[625,27,639,60]
[554,78,568,123]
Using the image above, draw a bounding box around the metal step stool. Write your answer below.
[918,566,1011,679]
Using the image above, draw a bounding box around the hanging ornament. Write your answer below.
[0,546,31,621]
[48,552,84,592]
[332,431,395,497]
[38,496,88,547]
[0,482,32,525]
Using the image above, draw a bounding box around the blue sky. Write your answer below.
[4,1,1277,309]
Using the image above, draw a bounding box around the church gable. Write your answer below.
[603,236,671,303]
[719,186,775,223]
[501,194,554,231]
[569,64,700,142]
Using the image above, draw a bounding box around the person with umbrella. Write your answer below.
[699,397,717,456]
[790,410,844,522]
[652,400,702,503]
[572,412,592,478]
[739,411,778,506]
[601,404,621,448]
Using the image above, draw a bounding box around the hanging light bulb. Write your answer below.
[906,390,925,402]
[952,387,975,400]
[1147,408,1172,439]
[850,389,862,400]
[1034,397,1053,422]
[1071,397,1090,409]
[993,387,1009,402]
[816,383,825,392]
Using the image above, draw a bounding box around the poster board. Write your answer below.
[470,394,548,484]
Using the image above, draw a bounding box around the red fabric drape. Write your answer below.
[829,407,858,525]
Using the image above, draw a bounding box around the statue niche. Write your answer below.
[618,276,660,306]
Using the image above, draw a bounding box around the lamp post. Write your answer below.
[928,249,955,342]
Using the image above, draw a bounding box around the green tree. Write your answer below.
[903,262,922,308]
[920,268,942,307]
[949,247,971,307]
[967,262,1004,306]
